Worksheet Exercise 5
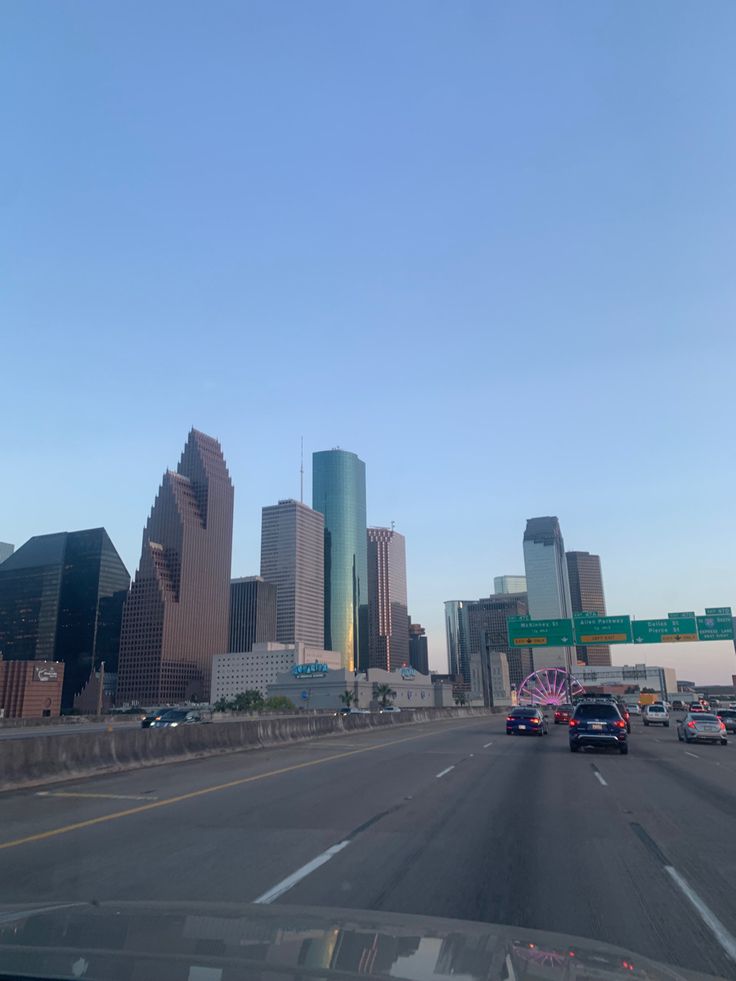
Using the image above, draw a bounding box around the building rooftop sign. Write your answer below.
[291,662,330,678]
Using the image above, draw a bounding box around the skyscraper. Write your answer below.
[408,622,429,675]
[493,575,527,595]
[566,550,611,666]
[367,527,409,671]
[117,430,234,705]
[0,528,130,709]
[312,449,367,671]
[260,499,324,647]
[444,600,470,681]
[0,543,14,564]
[523,516,574,672]
[229,577,277,652]
[464,593,534,690]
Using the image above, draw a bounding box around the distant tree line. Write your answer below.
[213,690,295,713]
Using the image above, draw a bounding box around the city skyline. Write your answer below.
[4,3,736,685]
[4,445,735,683]
[5,444,736,684]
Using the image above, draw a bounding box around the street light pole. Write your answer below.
[96,661,105,717]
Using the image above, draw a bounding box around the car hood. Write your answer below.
[0,901,720,981]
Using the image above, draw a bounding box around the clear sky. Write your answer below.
[3,1,735,682]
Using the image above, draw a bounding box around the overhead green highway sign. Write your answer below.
[573,615,632,645]
[505,611,733,648]
[633,618,698,644]
[507,618,573,647]
[696,615,734,642]
[668,611,695,620]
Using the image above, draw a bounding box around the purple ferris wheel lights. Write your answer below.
[517,668,585,706]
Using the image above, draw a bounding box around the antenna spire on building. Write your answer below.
[300,436,304,503]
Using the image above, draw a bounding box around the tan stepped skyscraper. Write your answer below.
[367,526,409,671]
[566,550,611,666]
[117,430,234,704]
[260,499,324,648]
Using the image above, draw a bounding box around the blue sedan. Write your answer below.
[506,706,548,736]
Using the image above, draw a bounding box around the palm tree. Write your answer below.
[340,690,355,708]
[374,683,396,709]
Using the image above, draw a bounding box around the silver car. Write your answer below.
[677,712,727,745]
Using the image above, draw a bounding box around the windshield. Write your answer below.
[3,3,736,980]
[575,704,621,719]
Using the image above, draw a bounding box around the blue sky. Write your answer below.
[3,1,735,681]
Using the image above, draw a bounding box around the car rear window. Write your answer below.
[695,714,718,722]
[511,708,539,717]
[575,704,620,719]
[718,710,736,717]
[648,706,665,712]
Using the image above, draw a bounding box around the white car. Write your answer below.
[643,704,670,727]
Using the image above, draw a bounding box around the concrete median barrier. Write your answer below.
[0,707,493,791]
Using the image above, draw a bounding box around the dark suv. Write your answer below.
[569,700,628,754]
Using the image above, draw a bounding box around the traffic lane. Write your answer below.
[595,719,736,937]
[0,716,496,905]
[0,716,496,843]
[632,713,736,789]
[268,719,733,979]
[0,721,141,741]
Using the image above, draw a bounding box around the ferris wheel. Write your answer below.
[517,667,585,706]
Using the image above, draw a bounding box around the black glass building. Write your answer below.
[312,449,368,672]
[409,622,429,675]
[229,577,277,652]
[0,528,130,709]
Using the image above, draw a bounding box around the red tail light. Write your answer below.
[687,720,696,729]
[506,716,514,722]
[614,720,626,729]
[720,721,726,730]
[569,718,578,727]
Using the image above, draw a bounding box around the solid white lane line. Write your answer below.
[685,751,699,758]
[665,866,736,962]
[593,771,608,787]
[483,742,493,748]
[254,841,350,904]
[435,766,454,778]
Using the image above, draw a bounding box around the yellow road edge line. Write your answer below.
[36,792,159,801]
[0,719,481,852]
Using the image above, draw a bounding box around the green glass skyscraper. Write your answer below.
[312,449,368,672]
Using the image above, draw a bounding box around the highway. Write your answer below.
[0,721,141,740]
[1,713,735,978]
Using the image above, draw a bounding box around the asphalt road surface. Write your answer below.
[1,713,735,977]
